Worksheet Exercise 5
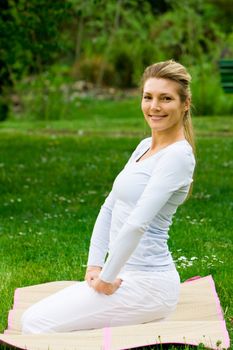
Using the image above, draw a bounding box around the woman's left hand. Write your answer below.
[91,277,122,295]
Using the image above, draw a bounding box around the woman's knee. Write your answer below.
[21,309,53,334]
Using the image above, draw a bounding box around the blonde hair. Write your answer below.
[141,59,196,198]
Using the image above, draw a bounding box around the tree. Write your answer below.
[0,0,71,120]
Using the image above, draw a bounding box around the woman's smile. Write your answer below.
[150,115,168,121]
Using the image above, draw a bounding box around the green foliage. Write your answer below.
[205,0,233,33]
[0,0,72,120]
[69,0,156,87]
[66,0,230,88]
[148,1,224,66]
[71,55,116,86]
[10,65,75,121]
[1,0,233,120]
[0,0,71,78]
[190,63,233,115]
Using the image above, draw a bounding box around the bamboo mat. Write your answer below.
[0,275,230,350]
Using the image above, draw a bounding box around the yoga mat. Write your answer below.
[0,275,230,350]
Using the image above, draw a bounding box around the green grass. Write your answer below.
[0,111,232,349]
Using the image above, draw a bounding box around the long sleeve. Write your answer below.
[99,148,195,282]
[86,142,143,267]
[87,190,115,267]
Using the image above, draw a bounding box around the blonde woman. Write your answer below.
[21,59,196,334]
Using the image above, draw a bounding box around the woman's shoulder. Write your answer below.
[159,140,196,170]
[167,140,195,160]
[168,139,193,152]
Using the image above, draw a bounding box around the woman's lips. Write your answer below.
[150,115,168,121]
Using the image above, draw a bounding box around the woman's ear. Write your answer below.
[184,97,191,112]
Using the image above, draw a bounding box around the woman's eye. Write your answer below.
[162,96,172,101]
[143,95,151,100]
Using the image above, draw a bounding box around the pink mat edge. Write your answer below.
[207,275,230,349]
[184,273,230,348]
[0,275,230,350]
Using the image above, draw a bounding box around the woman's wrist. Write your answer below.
[91,277,122,295]
[86,265,102,271]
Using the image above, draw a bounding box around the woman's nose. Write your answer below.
[150,99,161,110]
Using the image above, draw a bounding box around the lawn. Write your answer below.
[0,105,232,349]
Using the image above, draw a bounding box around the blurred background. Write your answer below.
[0,0,233,123]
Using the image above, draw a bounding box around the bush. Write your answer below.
[71,56,116,86]
[8,65,75,121]
[110,49,135,88]
[190,62,233,116]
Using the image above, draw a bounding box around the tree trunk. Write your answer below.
[75,16,84,62]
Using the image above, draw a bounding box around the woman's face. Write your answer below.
[141,77,189,133]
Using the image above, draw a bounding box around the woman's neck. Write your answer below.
[150,128,185,151]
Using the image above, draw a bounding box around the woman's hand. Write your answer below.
[85,266,102,287]
[91,277,122,295]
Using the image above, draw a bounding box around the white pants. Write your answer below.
[21,269,180,334]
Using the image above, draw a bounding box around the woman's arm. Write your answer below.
[86,191,122,294]
[87,190,116,268]
[87,139,152,293]
[86,140,144,268]
[98,148,195,283]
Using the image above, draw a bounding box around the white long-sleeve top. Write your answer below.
[87,137,196,283]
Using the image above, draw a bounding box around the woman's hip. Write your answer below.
[117,269,180,309]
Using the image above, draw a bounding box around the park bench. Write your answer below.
[218,59,233,93]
